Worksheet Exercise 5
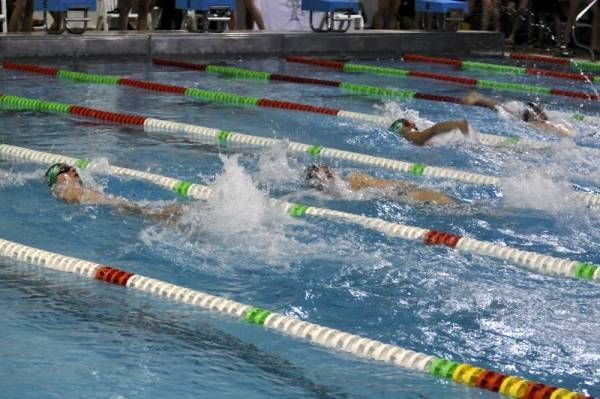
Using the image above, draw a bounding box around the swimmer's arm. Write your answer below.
[346,172,392,190]
[81,190,183,221]
[530,121,574,137]
[112,199,183,222]
[347,172,416,191]
[402,120,469,146]
[463,91,499,110]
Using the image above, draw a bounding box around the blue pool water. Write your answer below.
[0,56,599,398]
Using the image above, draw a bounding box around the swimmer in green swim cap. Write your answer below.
[45,162,183,221]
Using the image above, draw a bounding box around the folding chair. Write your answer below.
[176,0,234,32]
[34,0,97,33]
[301,0,361,32]
[97,0,141,30]
[415,0,468,31]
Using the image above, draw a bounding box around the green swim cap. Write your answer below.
[44,162,69,187]
[390,119,404,133]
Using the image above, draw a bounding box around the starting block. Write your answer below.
[301,0,361,33]
[176,0,235,32]
[415,0,468,31]
[33,0,96,34]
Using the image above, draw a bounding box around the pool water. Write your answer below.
[0,56,599,398]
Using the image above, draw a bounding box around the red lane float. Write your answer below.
[255,98,340,115]
[118,78,188,94]
[403,53,463,67]
[68,105,147,125]
[423,230,462,248]
[286,55,346,70]
[95,266,135,286]
[525,68,592,81]
[152,58,209,71]
[509,53,571,65]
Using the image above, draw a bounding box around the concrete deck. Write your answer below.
[0,30,503,60]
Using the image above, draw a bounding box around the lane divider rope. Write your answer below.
[154,57,476,104]
[0,237,592,399]
[2,60,578,151]
[507,52,600,73]
[403,53,600,84]
[1,92,599,208]
[152,58,600,130]
[1,142,598,284]
[285,55,600,102]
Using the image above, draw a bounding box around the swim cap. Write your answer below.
[44,162,70,187]
[524,102,547,121]
[390,118,415,134]
[304,164,334,191]
[305,164,323,190]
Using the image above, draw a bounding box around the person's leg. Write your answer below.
[8,0,26,31]
[374,0,390,29]
[118,0,133,30]
[481,0,491,30]
[243,0,263,29]
[228,12,236,29]
[21,0,32,31]
[137,0,150,29]
[506,0,529,43]
[487,0,500,31]
[49,11,63,31]
[384,0,401,29]
[561,0,579,48]
[463,91,499,109]
[157,0,172,29]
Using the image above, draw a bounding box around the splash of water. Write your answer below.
[374,101,433,130]
[500,163,587,216]
[80,157,112,193]
[255,141,300,186]
[0,167,45,188]
[142,154,309,268]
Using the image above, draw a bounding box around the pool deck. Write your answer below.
[0,30,503,60]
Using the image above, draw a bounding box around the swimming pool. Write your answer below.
[0,55,599,398]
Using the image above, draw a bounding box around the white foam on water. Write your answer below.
[424,126,480,146]
[375,101,433,130]
[255,141,300,186]
[500,161,587,217]
[80,157,112,193]
[140,154,387,269]
[0,167,45,188]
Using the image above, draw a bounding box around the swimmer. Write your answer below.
[389,118,471,146]
[463,91,574,137]
[304,164,457,205]
[44,163,183,221]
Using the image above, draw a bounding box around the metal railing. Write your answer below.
[572,0,599,61]
[0,0,7,34]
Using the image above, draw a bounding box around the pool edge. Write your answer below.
[0,30,503,60]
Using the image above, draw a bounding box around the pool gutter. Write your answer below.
[0,30,502,60]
